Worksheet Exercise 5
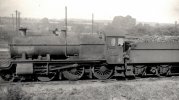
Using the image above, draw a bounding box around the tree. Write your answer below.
[103,15,136,35]
[40,17,49,24]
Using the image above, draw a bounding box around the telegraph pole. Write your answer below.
[0,16,1,33]
[65,6,67,34]
[12,14,14,31]
[15,10,18,32]
[65,6,68,57]
[175,21,178,33]
[18,12,20,29]
[92,13,94,34]
[15,10,21,33]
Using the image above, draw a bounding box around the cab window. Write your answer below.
[117,38,124,46]
[111,38,116,46]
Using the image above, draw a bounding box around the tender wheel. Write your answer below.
[0,70,14,82]
[62,67,84,81]
[92,65,113,80]
[37,72,56,82]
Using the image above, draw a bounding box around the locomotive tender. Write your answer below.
[0,31,179,81]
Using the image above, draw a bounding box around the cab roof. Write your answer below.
[104,31,126,37]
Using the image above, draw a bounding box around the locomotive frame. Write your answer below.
[0,34,179,82]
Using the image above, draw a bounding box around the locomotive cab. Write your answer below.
[105,35,125,64]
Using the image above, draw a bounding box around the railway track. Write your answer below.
[0,79,117,86]
[1,76,179,86]
[1,75,179,100]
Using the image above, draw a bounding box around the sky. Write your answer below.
[0,0,179,23]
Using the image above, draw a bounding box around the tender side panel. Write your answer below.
[129,42,179,63]
[129,50,179,63]
[132,42,179,49]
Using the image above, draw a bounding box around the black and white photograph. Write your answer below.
[0,0,179,100]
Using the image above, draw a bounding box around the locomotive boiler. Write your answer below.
[11,36,80,59]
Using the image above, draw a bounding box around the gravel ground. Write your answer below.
[1,77,179,100]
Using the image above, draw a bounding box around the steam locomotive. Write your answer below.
[0,29,179,81]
